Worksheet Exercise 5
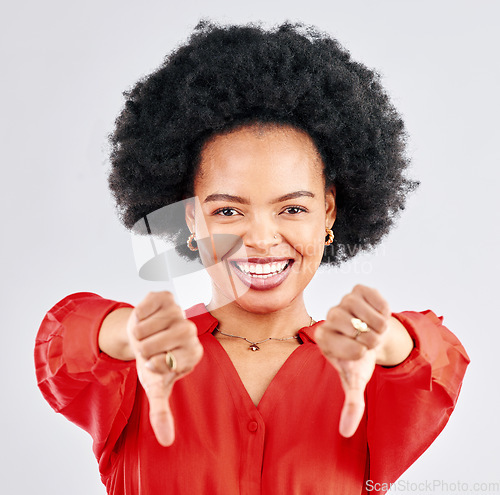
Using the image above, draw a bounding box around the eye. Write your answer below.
[282,206,307,215]
[213,207,240,217]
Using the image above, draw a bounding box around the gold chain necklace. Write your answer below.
[213,316,315,351]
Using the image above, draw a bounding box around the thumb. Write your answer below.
[136,352,176,447]
[144,377,176,446]
[338,386,366,438]
[331,352,375,438]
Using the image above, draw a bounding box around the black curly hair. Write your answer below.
[108,20,418,265]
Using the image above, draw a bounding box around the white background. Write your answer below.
[1,0,498,493]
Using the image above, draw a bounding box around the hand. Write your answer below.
[127,291,204,446]
[315,284,391,438]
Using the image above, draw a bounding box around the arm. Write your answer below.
[34,292,137,477]
[315,284,468,441]
[315,284,415,437]
[366,310,470,488]
[36,290,204,456]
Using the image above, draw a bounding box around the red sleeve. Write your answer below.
[34,292,137,477]
[365,310,470,491]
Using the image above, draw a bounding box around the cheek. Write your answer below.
[205,261,251,302]
[197,233,245,267]
[286,220,326,261]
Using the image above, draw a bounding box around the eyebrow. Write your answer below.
[203,191,315,204]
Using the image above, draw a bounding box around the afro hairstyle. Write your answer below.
[108,20,418,265]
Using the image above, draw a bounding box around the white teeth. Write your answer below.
[261,263,272,274]
[234,260,290,277]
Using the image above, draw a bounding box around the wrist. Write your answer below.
[99,307,135,361]
[375,316,414,367]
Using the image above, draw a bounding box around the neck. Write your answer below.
[206,293,312,341]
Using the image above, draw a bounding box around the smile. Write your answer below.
[228,258,294,290]
[233,260,289,277]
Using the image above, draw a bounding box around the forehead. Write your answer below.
[195,124,325,191]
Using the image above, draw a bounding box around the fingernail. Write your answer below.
[145,360,154,370]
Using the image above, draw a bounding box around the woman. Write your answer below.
[35,21,469,494]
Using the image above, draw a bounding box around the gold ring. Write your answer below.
[351,317,369,338]
[165,350,177,372]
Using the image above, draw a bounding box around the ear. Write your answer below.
[325,183,337,228]
[184,198,196,233]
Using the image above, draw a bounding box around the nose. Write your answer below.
[242,215,280,252]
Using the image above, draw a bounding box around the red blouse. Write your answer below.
[35,292,469,495]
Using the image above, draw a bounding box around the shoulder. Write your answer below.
[184,303,219,337]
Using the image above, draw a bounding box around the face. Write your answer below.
[185,124,336,314]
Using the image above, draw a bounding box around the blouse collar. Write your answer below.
[184,303,322,344]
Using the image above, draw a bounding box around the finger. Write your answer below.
[340,294,389,335]
[135,291,178,322]
[137,320,197,360]
[323,308,380,350]
[352,285,391,319]
[316,326,367,361]
[144,352,178,375]
[339,387,366,438]
[142,376,176,446]
[133,306,185,341]
[144,343,204,375]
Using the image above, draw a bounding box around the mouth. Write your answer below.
[228,258,295,290]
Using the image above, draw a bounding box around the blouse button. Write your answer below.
[247,421,258,432]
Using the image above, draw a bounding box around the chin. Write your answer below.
[222,281,304,314]
[232,294,294,315]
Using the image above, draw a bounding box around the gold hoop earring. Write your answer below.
[325,228,334,246]
[187,232,198,251]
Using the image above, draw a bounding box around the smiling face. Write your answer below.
[185,123,336,315]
